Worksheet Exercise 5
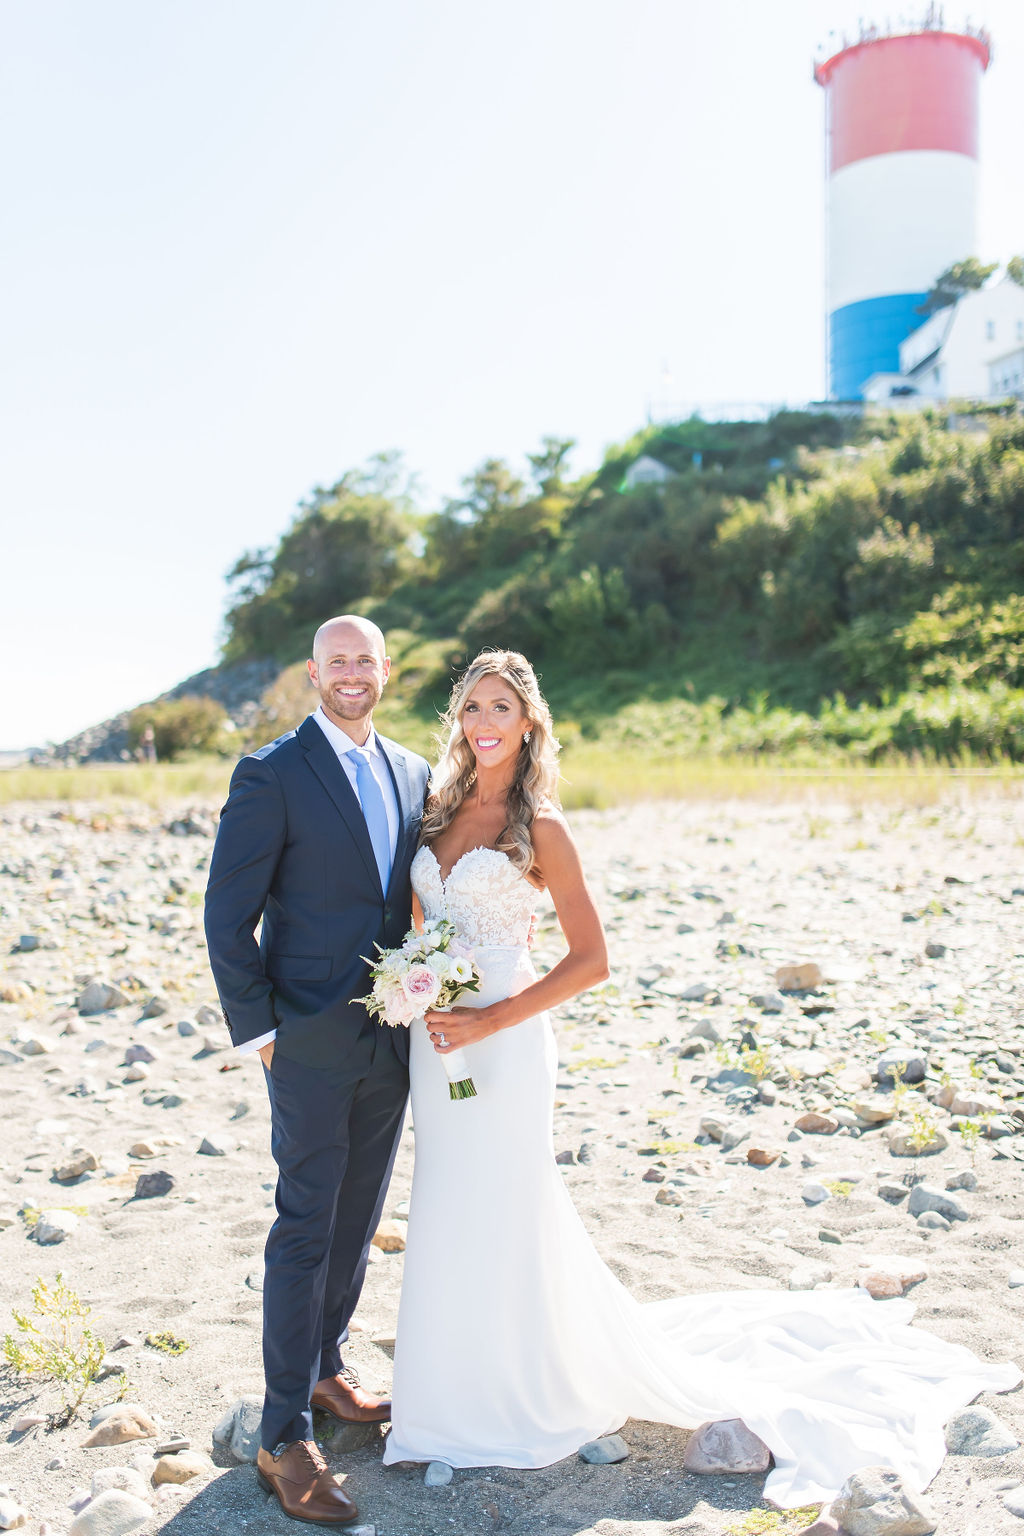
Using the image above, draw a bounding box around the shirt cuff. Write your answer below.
[237,1028,277,1055]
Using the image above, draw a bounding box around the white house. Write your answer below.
[623,454,674,489]
[862,277,1024,403]
[989,346,1024,400]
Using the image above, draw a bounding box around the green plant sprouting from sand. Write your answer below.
[3,1272,107,1420]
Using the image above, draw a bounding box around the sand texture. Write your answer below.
[1,794,1023,1535]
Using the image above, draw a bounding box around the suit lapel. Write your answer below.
[378,735,416,876]
[298,715,383,897]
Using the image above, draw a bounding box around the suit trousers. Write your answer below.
[260,1031,408,1450]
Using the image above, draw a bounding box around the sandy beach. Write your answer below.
[1,792,1022,1536]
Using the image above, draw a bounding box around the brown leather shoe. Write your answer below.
[311,1368,391,1424]
[255,1440,358,1525]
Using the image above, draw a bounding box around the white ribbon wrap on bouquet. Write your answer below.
[430,1005,477,1099]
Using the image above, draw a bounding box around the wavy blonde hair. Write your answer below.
[421,650,560,874]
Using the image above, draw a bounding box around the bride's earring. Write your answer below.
[523,730,531,745]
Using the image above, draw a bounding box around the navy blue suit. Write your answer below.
[204,713,430,1449]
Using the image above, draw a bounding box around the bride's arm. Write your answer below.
[425,809,608,1048]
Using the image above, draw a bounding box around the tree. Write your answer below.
[526,437,575,496]
[222,456,419,660]
[1007,255,1024,288]
[919,257,999,316]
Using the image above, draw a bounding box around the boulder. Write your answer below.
[69,1489,152,1536]
[944,1406,1019,1457]
[906,1184,968,1223]
[212,1395,262,1463]
[682,1418,771,1473]
[578,1433,629,1464]
[831,1466,936,1535]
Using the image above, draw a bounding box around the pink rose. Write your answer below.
[386,994,417,1027]
[403,964,441,1010]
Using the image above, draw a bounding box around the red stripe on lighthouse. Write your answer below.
[815,32,989,174]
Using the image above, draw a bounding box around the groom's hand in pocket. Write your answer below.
[258,1041,275,1070]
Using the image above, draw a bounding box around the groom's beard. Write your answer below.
[320,678,383,723]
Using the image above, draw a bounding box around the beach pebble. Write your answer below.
[12,1413,46,1433]
[944,1169,977,1191]
[1008,1270,1024,1288]
[133,1171,174,1199]
[751,991,785,1013]
[371,1220,406,1253]
[857,1258,927,1299]
[789,1263,832,1290]
[831,1465,936,1535]
[68,1489,152,1536]
[801,1182,830,1205]
[950,1089,1003,1117]
[875,1051,927,1087]
[55,1149,99,1182]
[78,980,129,1015]
[682,1418,771,1473]
[1003,1486,1024,1517]
[555,1149,576,1165]
[655,1187,685,1206]
[747,1146,782,1166]
[886,1123,948,1157]
[151,1451,214,1485]
[944,1406,1020,1457]
[0,1498,28,1529]
[176,1019,198,1037]
[123,1044,155,1066]
[89,1469,150,1502]
[212,1396,262,1463]
[196,1136,228,1157]
[775,963,823,992]
[796,1112,839,1135]
[83,1408,157,1447]
[35,1210,79,1244]
[18,1034,54,1056]
[424,1461,453,1486]
[915,1212,950,1231]
[906,1184,968,1222]
[578,1433,629,1465]
[850,1095,898,1124]
[877,1182,909,1204]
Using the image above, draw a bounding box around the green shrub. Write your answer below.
[128,695,230,761]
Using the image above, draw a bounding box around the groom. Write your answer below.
[205,614,431,1524]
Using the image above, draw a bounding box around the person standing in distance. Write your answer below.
[204,615,430,1525]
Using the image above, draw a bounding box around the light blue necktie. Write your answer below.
[353,748,392,892]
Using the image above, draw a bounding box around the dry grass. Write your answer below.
[2,746,1022,813]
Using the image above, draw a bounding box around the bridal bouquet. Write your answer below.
[357,919,482,1100]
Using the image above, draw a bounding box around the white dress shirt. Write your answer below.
[237,707,401,1056]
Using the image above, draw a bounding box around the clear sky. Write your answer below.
[3,1,1022,751]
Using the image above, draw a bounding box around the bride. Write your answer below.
[381,649,1020,1522]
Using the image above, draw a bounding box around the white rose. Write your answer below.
[426,951,453,980]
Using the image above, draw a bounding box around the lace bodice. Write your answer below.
[411,845,536,949]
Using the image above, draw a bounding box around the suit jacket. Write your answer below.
[204,714,431,1068]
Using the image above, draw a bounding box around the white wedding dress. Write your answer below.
[382,846,1021,1507]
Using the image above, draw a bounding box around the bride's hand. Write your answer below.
[424,1004,503,1051]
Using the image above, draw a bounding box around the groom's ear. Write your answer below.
[307,657,319,687]
[382,656,392,684]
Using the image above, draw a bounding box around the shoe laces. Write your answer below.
[298,1440,328,1474]
[339,1365,362,1389]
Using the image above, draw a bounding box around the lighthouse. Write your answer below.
[815,20,991,400]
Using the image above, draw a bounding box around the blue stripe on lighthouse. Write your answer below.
[829,292,930,399]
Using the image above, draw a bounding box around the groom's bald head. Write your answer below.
[311,614,386,665]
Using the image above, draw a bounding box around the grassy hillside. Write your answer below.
[212,407,1024,762]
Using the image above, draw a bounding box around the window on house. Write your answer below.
[1017,320,1023,342]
